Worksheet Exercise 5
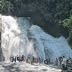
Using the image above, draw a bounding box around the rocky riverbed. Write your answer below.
[0,62,62,72]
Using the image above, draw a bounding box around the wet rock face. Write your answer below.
[0,62,62,72]
[12,7,68,37]
[13,9,61,37]
[0,15,3,62]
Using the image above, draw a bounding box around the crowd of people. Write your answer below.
[10,55,44,64]
[10,55,72,65]
[1,55,72,70]
[55,56,72,70]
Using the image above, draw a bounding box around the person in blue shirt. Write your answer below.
[19,55,22,62]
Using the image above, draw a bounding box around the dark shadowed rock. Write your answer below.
[0,14,3,62]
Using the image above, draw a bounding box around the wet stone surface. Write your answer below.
[0,62,62,72]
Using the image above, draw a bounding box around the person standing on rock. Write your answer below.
[48,58,50,64]
[19,55,22,62]
[39,57,41,63]
[22,55,24,61]
[32,56,34,63]
[68,57,71,64]
[10,56,13,62]
[63,56,66,66]
[59,56,63,65]
[14,56,16,62]
[3,56,5,61]
[71,58,72,64]
[28,57,31,63]
[56,58,58,65]
[24,56,26,62]
[12,56,14,62]
[17,55,19,61]
[44,59,48,64]
[36,58,39,63]
[41,58,43,64]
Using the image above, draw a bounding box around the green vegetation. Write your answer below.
[62,15,72,48]
[0,0,13,14]
[0,0,72,48]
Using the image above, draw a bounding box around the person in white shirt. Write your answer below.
[63,56,66,65]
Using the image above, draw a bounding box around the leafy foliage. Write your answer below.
[0,0,13,14]
[62,15,72,48]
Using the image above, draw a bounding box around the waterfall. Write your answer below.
[1,15,72,62]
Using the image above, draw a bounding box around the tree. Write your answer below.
[62,15,72,48]
[0,0,13,14]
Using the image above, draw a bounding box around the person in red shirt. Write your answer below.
[3,56,5,61]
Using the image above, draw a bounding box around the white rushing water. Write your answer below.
[1,16,72,62]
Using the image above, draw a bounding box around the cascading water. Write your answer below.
[1,15,72,62]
